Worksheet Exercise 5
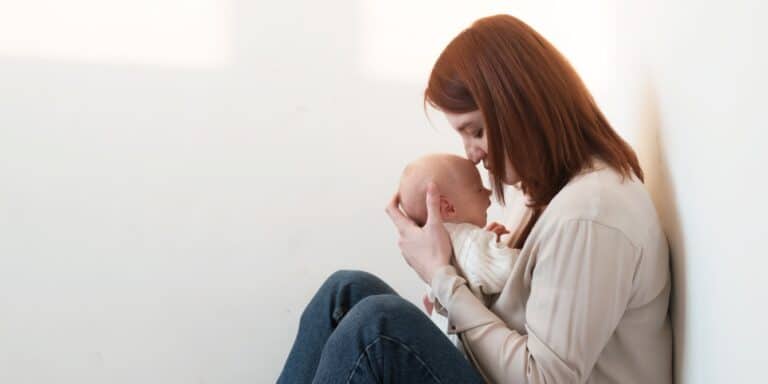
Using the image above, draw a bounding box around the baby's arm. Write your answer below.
[444,223,520,298]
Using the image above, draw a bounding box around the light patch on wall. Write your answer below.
[357,0,512,84]
[356,0,619,135]
[0,0,233,69]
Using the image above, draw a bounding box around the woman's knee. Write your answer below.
[324,269,379,287]
[350,294,426,328]
[300,270,396,325]
[319,269,394,297]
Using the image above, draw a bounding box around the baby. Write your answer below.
[398,154,520,341]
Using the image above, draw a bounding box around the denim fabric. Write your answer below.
[276,270,485,384]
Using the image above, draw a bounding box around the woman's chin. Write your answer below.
[504,173,522,185]
[501,178,520,186]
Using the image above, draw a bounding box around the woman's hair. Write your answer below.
[424,15,643,246]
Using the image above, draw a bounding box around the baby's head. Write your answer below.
[398,154,492,227]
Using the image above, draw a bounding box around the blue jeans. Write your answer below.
[276,270,485,383]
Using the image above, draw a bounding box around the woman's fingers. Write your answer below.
[424,182,444,226]
[386,184,453,284]
[385,192,416,233]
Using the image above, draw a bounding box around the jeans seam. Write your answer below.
[344,334,443,384]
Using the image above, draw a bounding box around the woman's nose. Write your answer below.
[466,148,485,164]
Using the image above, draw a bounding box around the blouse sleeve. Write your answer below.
[430,219,640,383]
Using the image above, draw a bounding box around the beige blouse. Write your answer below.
[430,161,673,383]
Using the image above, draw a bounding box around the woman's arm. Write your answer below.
[432,219,640,383]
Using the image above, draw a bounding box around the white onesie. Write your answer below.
[427,222,520,345]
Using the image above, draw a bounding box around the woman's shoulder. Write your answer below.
[527,161,671,308]
[536,161,665,251]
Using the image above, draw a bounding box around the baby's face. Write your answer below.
[449,163,493,227]
[399,154,492,227]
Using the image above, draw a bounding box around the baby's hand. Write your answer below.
[485,221,511,243]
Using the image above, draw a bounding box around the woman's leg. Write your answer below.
[311,294,485,384]
[277,270,398,383]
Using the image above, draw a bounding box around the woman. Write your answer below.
[277,14,672,383]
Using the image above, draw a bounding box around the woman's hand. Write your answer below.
[385,182,453,285]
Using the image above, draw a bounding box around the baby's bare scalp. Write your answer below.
[398,153,481,226]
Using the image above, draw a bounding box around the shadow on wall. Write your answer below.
[633,79,687,384]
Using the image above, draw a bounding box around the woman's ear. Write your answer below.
[439,195,456,220]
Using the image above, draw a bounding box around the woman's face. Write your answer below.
[444,110,520,185]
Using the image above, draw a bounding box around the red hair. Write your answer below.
[424,15,643,246]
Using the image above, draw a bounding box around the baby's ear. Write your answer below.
[439,195,456,219]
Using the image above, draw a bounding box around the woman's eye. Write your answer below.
[472,129,483,139]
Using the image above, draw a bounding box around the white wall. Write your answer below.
[615,1,768,382]
[0,1,765,383]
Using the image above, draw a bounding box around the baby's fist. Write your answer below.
[485,221,510,242]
